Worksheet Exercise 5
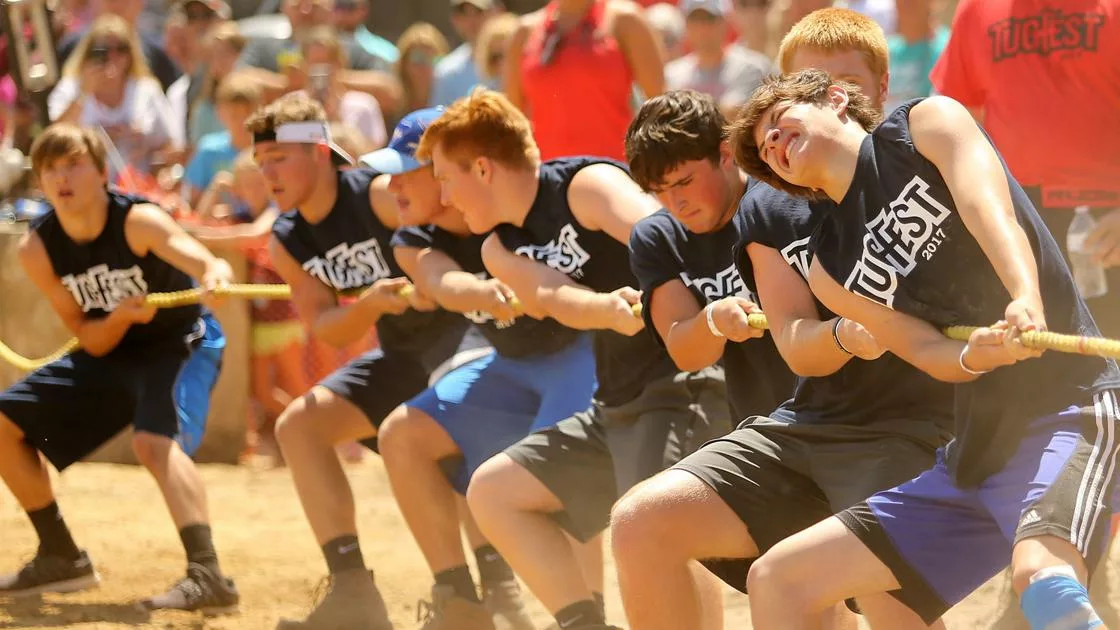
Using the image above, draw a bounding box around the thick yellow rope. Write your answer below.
[3,286,1119,373]
[0,284,292,372]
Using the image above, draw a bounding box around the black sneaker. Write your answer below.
[275,569,394,630]
[0,550,100,597]
[140,562,239,616]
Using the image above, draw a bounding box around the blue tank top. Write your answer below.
[271,168,467,362]
[629,206,796,419]
[494,157,677,406]
[736,182,955,441]
[31,190,202,355]
[391,225,584,359]
[809,100,1120,486]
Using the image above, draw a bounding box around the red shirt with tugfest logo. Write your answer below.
[930,0,1120,208]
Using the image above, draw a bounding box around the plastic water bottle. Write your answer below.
[1067,206,1108,299]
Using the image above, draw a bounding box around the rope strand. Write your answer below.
[2,284,1118,372]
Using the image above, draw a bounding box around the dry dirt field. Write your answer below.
[2,459,1118,629]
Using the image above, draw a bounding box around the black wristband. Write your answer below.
[832,318,852,355]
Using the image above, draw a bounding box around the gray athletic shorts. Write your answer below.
[504,367,731,542]
[676,416,951,592]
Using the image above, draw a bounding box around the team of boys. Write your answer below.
[1,7,1117,630]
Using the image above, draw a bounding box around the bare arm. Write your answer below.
[568,163,661,245]
[267,235,410,347]
[17,232,144,357]
[501,18,533,112]
[394,245,517,320]
[190,208,280,251]
[337,69,403,116]
[750,243,858,376]
[650,280,724,372]
[613,2,665,99]
[910,97,1043,324]
[481,233,639,334]
[124,204,235,291]
[807,260,976,383]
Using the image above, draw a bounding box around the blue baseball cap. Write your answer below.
[359,107,445,175]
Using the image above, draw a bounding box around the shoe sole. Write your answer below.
[0,572,101,598]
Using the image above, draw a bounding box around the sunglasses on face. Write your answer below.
[734,0,770,9]
[408,49,438,66]
[87,42,129,62]
[333,0,358,10]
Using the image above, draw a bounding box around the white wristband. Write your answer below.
[959,345,989,376]
[706,303,724,338]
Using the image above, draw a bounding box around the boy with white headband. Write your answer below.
[250,93,480,630]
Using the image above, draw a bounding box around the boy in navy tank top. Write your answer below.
[418,89,732,630]
[613,63,957,628]
[248,93,475,630]
[0,124,239,615]
[357,107,595,629]
[736,71,1120,629]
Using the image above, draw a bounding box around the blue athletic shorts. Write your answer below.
[840,390,1120,624]
[0,313,225,470]
[407,333,597,493]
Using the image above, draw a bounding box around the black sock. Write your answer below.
[321,535,366,574]
[179,524,221,575]
[27,502,80,560]
[434,565,479,603]
[554,599,604,628]
[473,544,514,587]
[593,591,605,620]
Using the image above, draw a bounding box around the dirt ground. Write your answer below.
[1,459,1117,629]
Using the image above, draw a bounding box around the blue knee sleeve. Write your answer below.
[1020,567,1103,630]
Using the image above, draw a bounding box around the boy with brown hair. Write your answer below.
[0,123,239,616]
[610,9,952,630]
[734,65,1119,630]
[420,88,733,630]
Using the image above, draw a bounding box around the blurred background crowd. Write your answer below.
[0,0,1116,466]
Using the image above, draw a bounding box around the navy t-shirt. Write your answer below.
[271,168,467,363]
[809,99,1120,486]
[629,206,795,419]
[32,190,202,356]
[391,225,583,358]
[736,182,954,438]
[494,157,677,406]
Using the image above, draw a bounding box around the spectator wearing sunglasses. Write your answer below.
[665,0,772,116]
[55,0,182,91]
[330,0,400,68]
[472,12,519,89]
[429,0,501,107]
[48,15,182,176]
[394,23,450,121]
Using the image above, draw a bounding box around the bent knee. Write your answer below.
[610,473,692,547]
[1011,536,1089,595]
[466,455,516,509]
[376,406,442,456]
[131,431,174,465]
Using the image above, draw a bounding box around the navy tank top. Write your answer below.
[736,182,954,440]
[31,190,202,355]
[629,205,796,419]
[391,225,584,359]
[271,168,467,362]
[494,157,677,406]
[809,99,1120,486]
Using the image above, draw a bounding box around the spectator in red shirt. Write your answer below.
[504,0,665,161]
[931,0,1120,338]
